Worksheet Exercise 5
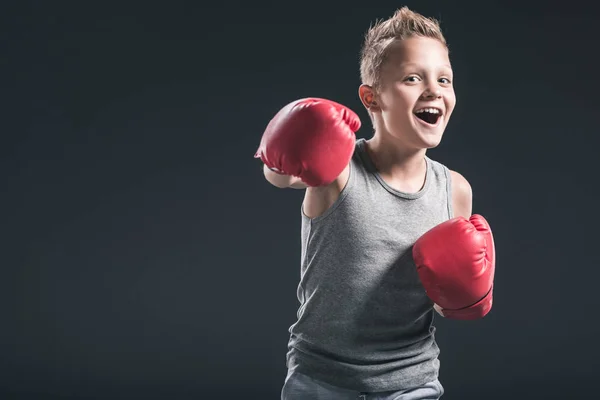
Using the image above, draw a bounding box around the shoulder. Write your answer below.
[449,170,473,219]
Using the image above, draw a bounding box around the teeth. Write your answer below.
[415,108,441,114]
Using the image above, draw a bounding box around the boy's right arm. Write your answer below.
[263,163,350,219]
[256,98,359,218]
[262,164,308,189]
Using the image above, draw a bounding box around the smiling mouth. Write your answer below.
[414,108,442,125]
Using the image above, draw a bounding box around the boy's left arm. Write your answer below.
[449,170,473,219]
[413,169,496,320]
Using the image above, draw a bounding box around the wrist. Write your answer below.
[263,164,294,188]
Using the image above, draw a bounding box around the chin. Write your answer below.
[423,139,442,149]
[419,137,443,149]
[413,126,446,149]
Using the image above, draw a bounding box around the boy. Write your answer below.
[255,7,496,400]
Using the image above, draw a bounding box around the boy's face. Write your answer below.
[367,36,456,149]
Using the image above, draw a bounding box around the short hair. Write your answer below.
[360,7,448,89]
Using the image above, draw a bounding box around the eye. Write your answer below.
[404,75,421,83]
[439,77,452,84]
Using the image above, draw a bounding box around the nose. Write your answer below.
[421,87,442,100]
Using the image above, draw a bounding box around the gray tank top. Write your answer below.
[286,138,454,392]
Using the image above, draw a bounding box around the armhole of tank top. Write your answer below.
[443,165,454,219]
[300,158,355,225]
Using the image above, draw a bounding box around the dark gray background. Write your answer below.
[2,0,599,398]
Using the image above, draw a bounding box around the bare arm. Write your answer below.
[450,170,473,219]
[261,162,350,220]
[262,164,308,189]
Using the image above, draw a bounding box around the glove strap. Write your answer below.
[441,285,494,321]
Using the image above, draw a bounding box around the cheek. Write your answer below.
[381,88,412,118]
[380,84,409,106]
[445,91,457,114]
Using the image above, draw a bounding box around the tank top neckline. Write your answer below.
[355,138,432,200]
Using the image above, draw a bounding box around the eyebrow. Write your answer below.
[399,62,453,70]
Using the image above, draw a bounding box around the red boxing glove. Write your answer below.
[413,215,496,320]
[254,98,360,187]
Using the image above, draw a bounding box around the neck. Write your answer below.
[365,133,427,180]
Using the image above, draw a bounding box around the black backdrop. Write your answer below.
[2,0,599,399]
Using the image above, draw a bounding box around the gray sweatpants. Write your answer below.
[281,369,444,400]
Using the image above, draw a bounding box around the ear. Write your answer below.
[358,84,380,112]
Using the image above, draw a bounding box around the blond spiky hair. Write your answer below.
[360,7,447,89]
